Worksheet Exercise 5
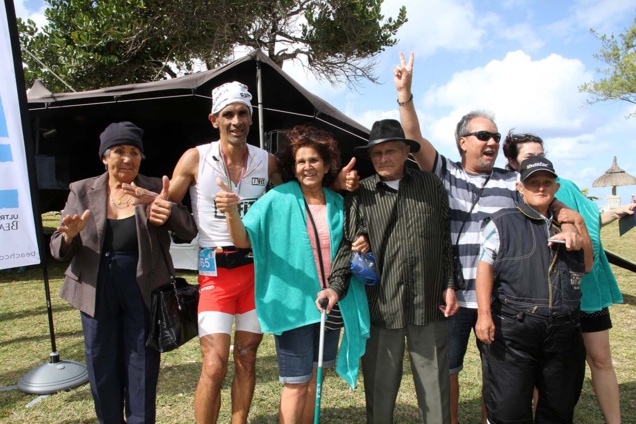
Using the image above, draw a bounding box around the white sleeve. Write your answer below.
[479,219,500,265]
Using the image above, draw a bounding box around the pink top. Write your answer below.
[306,204,331,288]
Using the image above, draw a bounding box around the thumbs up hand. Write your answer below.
[337,157,359,192]
[148,176,173,226]
[215,177,241,218]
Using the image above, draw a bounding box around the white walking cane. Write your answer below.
[314,298,329,423]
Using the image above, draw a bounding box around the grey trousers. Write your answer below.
[361,321,451,424]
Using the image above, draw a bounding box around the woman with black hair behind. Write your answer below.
[502,131,633,423]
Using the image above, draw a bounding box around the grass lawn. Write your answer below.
[0,214,635,423]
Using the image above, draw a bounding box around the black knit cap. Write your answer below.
[98,121,144,158]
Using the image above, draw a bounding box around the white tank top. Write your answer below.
[190,141,269,247]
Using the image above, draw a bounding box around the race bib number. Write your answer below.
[198,247,217,276]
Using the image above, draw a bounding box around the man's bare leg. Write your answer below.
[195,333,231,423]
[450,373,460,424]
[451,372,487,424]
[231,330,263,423]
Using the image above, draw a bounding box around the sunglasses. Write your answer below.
[462,131,501,143]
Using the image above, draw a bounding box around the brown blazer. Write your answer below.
[50,172,198,317]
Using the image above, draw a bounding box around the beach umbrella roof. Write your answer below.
[593,156,636,187]
[592,156,636,195]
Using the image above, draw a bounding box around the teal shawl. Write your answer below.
[556,178,623,311]
[242,181,370,388]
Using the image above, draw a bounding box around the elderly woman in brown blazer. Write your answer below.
[50,122,197,424]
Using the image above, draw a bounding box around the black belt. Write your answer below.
[494,299,579,322]
[203,246,253,269]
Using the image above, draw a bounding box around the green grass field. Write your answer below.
[1,214,635,423]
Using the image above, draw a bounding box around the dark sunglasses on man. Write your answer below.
[462,131,501,143]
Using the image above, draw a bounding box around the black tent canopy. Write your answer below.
[27,50,372,211]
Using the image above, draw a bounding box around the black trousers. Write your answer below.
[480,303,586,424]
[81,251,160,424]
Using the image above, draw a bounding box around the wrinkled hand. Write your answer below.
[148,176,173,226]
[475,313,496,344]
[548,232,583,251]
[394,52,414,92]
[122,182,158,206]
[58,209,91,244]
[315,288,339,314]
[616,203,636,217]
[439,288,459,317]
[337,157,359,192]
[215,177,240,216]
[351,234,370,254]
[555,208,582,226]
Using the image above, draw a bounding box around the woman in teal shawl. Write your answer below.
[215,125,370,423]
[503,130,634,424]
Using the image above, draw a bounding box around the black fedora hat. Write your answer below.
[354,119,420,156]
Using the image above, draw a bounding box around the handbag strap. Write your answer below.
[455,172,491,246]
[157,235,184,310]
[304,198,327,289]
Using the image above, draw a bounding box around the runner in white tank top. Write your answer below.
[190,141,269,248]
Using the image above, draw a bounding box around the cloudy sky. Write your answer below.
[13,0,636,205]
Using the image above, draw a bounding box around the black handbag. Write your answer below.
[146,241,199,353]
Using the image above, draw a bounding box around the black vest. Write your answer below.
[490,203,585,317]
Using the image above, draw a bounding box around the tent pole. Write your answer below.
[256,58,265,150]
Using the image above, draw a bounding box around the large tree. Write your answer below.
[579,17,636,118]
[18,0,407,93]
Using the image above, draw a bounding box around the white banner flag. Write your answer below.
[0,2,41,269]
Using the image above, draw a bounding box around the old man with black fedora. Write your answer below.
[318,119,457,423]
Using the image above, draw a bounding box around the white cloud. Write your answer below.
[349,108,399,130]
[13,0,48,28]
[422,50,592,134]
[280,56,347,101]
[497,23,545,52]
[382,0,491,57]
[572,0,635,33]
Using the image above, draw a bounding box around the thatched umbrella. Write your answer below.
[592,156,636,195]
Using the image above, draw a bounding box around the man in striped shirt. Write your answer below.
[394,52,589,424]
[322,119,458,423]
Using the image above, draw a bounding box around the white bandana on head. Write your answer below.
[211,81,253,115]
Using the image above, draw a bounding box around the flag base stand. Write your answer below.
[18,352,89,395]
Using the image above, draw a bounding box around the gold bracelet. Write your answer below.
[225,209,239,219]
[397,93,413,107]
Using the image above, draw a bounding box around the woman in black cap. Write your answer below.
[50,122,197,424]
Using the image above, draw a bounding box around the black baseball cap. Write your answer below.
[519,156,558,181]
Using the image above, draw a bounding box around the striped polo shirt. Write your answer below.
[433,153,519,308]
